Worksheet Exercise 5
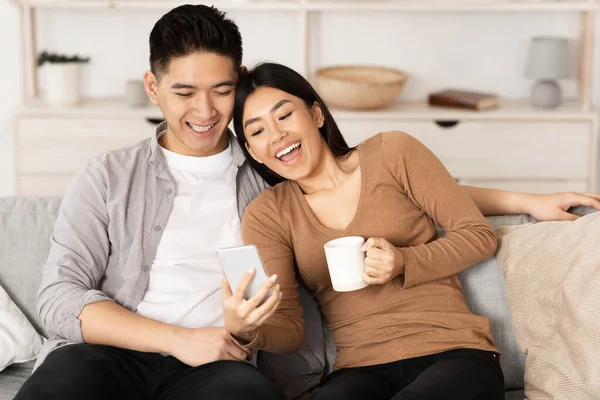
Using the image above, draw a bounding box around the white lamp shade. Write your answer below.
[525,36,572,80]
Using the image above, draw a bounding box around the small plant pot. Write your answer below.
[42,63,83,107]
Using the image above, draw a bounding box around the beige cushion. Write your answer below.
[496,212,600,400]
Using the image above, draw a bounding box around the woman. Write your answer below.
[221,63,600,400]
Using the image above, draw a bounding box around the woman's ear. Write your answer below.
[311,102,325,128]
[144,71,159,105]
[245,142,264,164]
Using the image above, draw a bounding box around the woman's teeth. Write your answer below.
[276,142,301,159]
[187,122,216,133]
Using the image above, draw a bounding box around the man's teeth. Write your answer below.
[188,122,216,133]
[276,143,301,159]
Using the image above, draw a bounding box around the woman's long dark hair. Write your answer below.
[233,62,355,187]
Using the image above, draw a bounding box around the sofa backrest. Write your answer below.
[0,197,62,338]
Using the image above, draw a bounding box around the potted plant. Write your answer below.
[38,51,90,106]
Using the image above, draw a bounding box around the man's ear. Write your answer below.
[245,142,263,164]
[311,102,325,128]
[241,65,248,75]
[144,71,159,105]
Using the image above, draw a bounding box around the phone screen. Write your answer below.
[217,245,271,302]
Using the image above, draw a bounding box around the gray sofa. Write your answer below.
[0,196,595,400]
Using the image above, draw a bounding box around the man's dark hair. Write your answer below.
[233,62,355,187]
[149,4,243,78]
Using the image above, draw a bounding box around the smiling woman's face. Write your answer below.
[242,86,326,182]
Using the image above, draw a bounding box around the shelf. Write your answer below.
[13,0,600,11]
[331,99,598,121]
[16,97,597,122]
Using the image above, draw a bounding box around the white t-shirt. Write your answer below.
[136,143,243,328]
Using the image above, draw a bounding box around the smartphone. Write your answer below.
[217,245,271,302]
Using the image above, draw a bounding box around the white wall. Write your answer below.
[0,1,21,196]
[1,5,599,195]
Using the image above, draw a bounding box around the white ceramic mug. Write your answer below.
[323,236,368,292]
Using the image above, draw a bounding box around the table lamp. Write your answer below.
[525,36,572,108]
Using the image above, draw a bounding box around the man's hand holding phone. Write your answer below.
[222,269,282,343]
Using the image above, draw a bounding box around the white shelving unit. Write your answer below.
[15,0,599,106]
[10,0,600,196]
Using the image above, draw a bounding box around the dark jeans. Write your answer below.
[15,343,285,400]
[312,349,505,400]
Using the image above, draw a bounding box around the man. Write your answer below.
[15,3,600,400]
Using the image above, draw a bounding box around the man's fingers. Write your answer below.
[228,344,249,361]
[243,347,252,361]
[225,334,251,361]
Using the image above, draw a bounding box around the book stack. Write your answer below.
[428,89,499,111]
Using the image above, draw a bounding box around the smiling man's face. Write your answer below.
[145,51,238,157]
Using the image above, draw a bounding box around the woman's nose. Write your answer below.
[269,125,287,144]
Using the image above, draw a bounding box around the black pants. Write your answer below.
[15,343,286,400]
[312,349,505,400]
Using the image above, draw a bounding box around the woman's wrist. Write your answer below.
[511,191,536,215]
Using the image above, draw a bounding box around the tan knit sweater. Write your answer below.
[242,131,498,370]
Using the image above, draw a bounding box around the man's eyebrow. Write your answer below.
[170,80,236,90]
[244,99,292,129]
[171,83,197,90]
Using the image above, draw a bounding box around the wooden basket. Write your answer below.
[316,65,408,110]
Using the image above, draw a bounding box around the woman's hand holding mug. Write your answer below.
[361,238,405,285]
